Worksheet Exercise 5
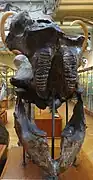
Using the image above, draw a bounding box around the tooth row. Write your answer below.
[35,47,54,93]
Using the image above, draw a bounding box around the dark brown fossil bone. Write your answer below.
[0,12,88,104]
[13,93,86,176]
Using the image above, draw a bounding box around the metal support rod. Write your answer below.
[28,103,31,122]
[22,146,26,166]
[22,102,31,165]
[66,100,68,125]
[51,95,55,159]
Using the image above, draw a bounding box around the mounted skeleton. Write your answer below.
[0,1,88,178]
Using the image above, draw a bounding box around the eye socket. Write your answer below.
[10,21,24,35]
[37,19,51,24]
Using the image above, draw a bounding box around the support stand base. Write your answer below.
[1,147,93,180]
[43,175,58,180]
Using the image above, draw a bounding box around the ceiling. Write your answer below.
[1,0,93,21]
[56,0,93,21]
[0,0,93,68]
[56,0,93,35]
[0,0,92,50]
[0,1,93,42]
[0,0,93,34]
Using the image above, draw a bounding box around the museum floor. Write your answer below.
[4,102,93,179]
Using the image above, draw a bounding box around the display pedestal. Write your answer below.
[1,147,45,179]
[0,145,7,175]
[0,145,6,159]
[0,109,7,125]
[35,108,62,137]
[1,147,93,180]
[1,147,60,179]
[0,99,8,109]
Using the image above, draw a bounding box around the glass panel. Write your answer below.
[0,64,15,101]
[78,67,93,113]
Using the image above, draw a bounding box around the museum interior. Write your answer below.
[0,0,93,179]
